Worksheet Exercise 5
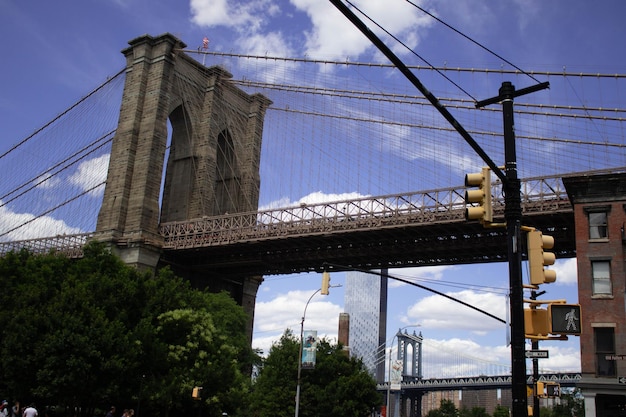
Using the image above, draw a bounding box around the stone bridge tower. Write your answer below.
[96,33,272,336]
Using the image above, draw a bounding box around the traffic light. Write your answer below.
[546,383,561,397]
[535,381,545,398]
[524,307,550,337]
[549,304,582,335]
[464,167,493,224]
[525,304,582,337]
[527,230,556,285]
[321,271,330,295]
[192,386,202,400]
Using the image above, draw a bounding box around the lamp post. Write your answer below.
[386,325,421,417]
[295,279,341,417]
[295,288,320,417]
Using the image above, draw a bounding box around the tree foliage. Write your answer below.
[491,405,510,417]
[0,243,252,417]
[426,399,459,417]
[249,330,382,417]
[459,406,489,417]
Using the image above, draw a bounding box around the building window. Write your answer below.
[594,327,616,376]
[588,211,608,239]
[591,260,612,295]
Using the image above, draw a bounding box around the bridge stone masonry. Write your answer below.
[93,33,272,336]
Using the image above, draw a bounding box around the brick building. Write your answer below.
[563,172,626,416]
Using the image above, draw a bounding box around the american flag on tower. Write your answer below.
[202,37,209,50]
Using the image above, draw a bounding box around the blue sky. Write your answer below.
[2,0,626,377]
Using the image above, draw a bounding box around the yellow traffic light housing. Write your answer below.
[464,167,493,224]
[535,381,545,398]
[192,386,202,400]
[321,271,330,295]
[524,308,550,337]
[525,301,582,339]
[527,230,556,285]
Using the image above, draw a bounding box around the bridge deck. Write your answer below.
[376,372,581,392]
[0,175,576,276]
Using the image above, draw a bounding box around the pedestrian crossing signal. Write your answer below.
[546,383,561,397]
[549,304,581,335]
[535,382,561,398]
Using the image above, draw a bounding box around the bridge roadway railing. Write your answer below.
[375,372,581,392]
[0,232,94,257]
[159,174,572,250]
[0,173,572,256]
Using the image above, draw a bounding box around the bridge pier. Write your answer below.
[95,33,271,341]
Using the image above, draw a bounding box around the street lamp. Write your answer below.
[386,325,421,417]
[294,277,341,417]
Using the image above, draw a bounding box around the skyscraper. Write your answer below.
[344,269,388,383]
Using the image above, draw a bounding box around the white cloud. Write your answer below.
[388,265,457,288]
[406,289,507,332]
[290,0,433,60]
[68,154,109,197]
[0,202,82,241]
[190,0,263,30]
[191,0,434,61]
[259,190,368,211]
[252,288,342,356]
[33,173,61,189]
[536,342,581,372]
[553,257,577,286]
[421,338,511,377]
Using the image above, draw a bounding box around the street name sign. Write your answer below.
[525,350,549,358]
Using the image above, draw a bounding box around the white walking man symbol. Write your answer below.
[564,308,579,331]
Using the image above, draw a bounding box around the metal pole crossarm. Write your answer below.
[525,334,569,341]
[476,82,550,109]
[524,299,567,305]
[329,0,506,184]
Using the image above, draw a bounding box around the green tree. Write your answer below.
[249,330,381,417]
[0,243,252,417]
[459,406,489,417]
[426,399,459,417]
[551,388,585,417]
[492,405,510,417]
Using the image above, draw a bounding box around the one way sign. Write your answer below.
[619,376,626,384]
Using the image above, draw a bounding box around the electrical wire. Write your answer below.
[403,0,542,84]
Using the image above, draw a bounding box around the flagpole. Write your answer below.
[201,37,209,66]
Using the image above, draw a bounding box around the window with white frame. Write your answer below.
[588,211,608,239]
[591,260,612,295]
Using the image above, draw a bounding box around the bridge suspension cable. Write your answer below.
[2,47,626,241]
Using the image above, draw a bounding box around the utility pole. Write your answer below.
[328,2,550,414]
[477,81,549,416]
[530,289,545,417]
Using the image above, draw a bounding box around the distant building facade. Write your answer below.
[344,269,388,383]
[460,389,498,414]
[563,172,626,416]
[421,390,460,415]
